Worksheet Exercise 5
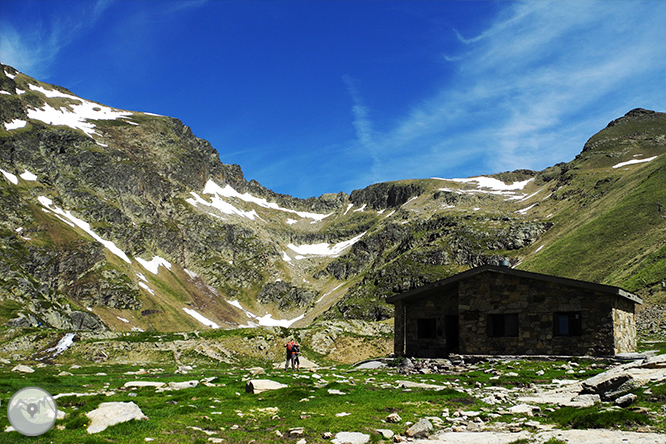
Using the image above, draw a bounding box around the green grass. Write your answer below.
[0,362,482,443]
[547,405,652,429]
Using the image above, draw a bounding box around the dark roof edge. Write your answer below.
[386,265,642,305]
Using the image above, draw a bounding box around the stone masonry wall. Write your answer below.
[457,272,618,356]
[613,295,637,354]
[402,286,458,358]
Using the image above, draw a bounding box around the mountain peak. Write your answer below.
[606,108,657,128]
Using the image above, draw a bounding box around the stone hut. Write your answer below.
[386,265,642,357]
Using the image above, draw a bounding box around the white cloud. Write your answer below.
[346,1,665,186]
[0,0,113,77]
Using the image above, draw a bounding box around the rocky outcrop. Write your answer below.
[257,281,317,311]
[349,183,424,210]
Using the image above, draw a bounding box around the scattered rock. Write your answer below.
[386,412,402,423]
[86,402,148,434]
[245,379,288,394]
[124,381,166,388]
[354,360,387,370]
[581,372,632,400]
[289,427,305,436]
[614,393,637,407]
[507,404,540,416]
[12,364,34,373]
[332,431,370,444]
[377,428,394,439]
[168,380,198,390]
[405,418,433,438]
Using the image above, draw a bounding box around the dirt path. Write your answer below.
[416,429,666,444]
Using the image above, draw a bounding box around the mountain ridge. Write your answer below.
[1,64,664,334]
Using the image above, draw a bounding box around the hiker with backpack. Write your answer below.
[284,338,300,371]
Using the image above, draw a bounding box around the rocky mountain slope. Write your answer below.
[0,64,664,333]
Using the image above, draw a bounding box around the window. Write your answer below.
[554,312,581,336]
[417,318,437,339]
[487,314,519,337]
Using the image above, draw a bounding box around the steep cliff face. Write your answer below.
[0,64,663,332]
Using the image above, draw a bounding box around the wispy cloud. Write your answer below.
[342,75,382,180]
[0,0,114,77]
[345,1,665,187]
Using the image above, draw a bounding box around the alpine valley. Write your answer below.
[1,63,664,336]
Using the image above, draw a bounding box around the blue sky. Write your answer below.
[1,0,664,198]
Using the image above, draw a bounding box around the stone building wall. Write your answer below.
[400,286,458,358]
[456,272,618,356]
[613,295,637,354]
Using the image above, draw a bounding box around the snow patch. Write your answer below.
[612,156,658,169]
[445,176,534,191]
[4,119,26,130]
[184,268,198,279]
[37,196,131,263]
[19,169,37,181]
[0,90,11,95]
[182,308,220,329]
[187,191,260,220]
[287,232,365,259]
[315,283,344,303]
[117,317,130,323]
[344,204,354,215]
[43,333,75,358]
[1,169,18,185]
[228,300,304,328]
[136,256,172,275]
[353,204,367,212]
[515,203,537,215]
[138,282,155,295]
[25,84,134,138]
[196,180,332,221]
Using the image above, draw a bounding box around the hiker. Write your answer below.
[292,341,301,371]
[284,338,300,371]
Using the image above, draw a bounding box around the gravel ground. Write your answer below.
[416,429,666,444]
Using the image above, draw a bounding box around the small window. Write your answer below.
[417,318,437,339]
[554,312,581,336]
[487,314,519,337]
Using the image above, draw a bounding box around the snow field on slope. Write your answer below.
[227,300,304,328]
[187,180,333,223]
[285,232,366,260]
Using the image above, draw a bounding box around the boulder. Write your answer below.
[12,364,35,373]
[124,381,166,388]
[508,404,540,416]
[405,418,433,438]
[581,372,632,400]
[386,412,402,423]
[86,402,147,433]
[376,429,394,439]
[332,431,371,444]
[168,380,198,390]
[615,393,637,407]
[245,379,287,394]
